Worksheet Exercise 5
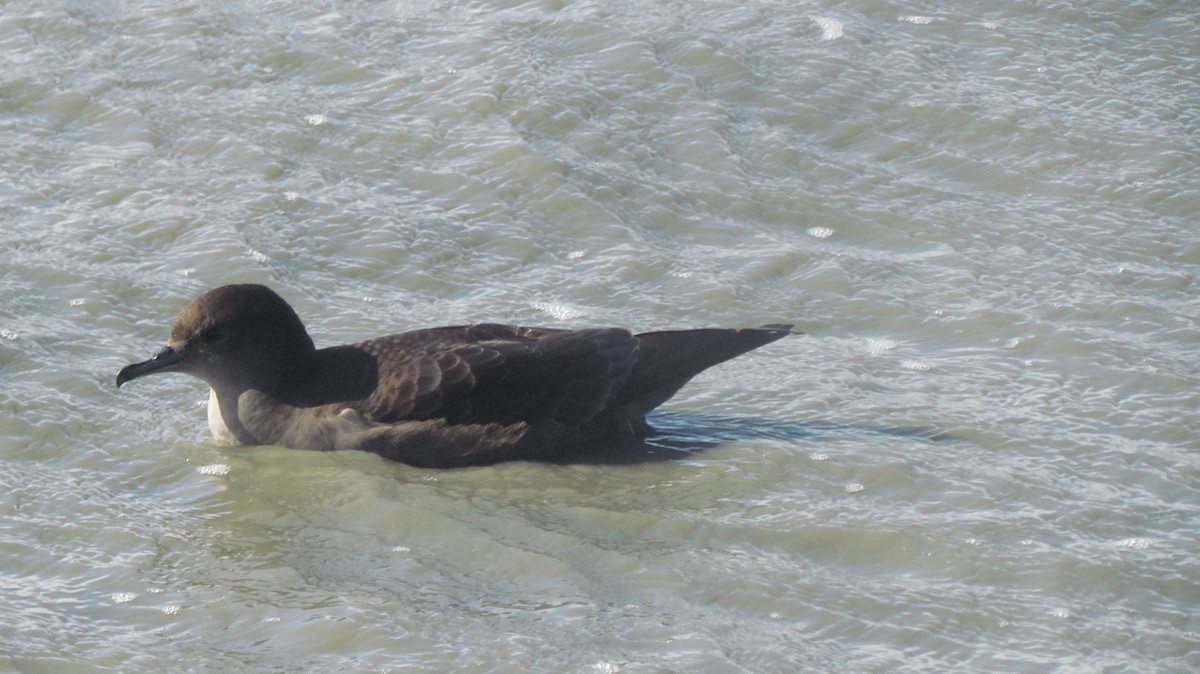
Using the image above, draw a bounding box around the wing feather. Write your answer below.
[346,325,638,439]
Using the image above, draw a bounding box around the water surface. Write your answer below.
[1,1,1197,672]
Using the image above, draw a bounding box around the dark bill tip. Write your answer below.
[116,346,184,388]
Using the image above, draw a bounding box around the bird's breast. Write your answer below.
[207,388,240,445]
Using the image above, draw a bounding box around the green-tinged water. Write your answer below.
[1,1,1197,672]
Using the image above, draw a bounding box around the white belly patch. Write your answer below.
[207,388,238,445]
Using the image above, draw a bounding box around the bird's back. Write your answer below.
[340,323,793,442]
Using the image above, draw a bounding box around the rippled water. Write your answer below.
[2,1,1197,672]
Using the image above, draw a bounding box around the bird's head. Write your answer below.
[116,284,316,395]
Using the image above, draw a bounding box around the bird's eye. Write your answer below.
[201,329,222,344]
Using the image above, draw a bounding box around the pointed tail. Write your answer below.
[615,324,795,420]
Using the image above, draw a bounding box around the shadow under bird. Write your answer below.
[117,284,794,468]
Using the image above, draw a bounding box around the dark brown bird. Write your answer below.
[117,284,794,467]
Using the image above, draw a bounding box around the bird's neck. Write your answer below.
[263,345,379,407]
[207,387,244,445]
[205,344,380,447]
[210,386,260,445]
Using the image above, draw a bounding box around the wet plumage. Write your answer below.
[117,284,794,467]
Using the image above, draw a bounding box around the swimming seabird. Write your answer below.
[117,284,793,467]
